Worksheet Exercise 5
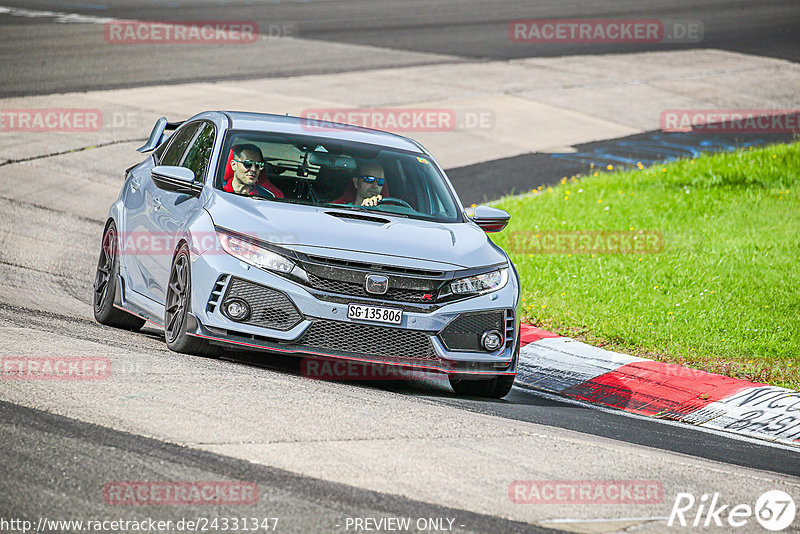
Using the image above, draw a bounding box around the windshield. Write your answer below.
[216,130,463,223]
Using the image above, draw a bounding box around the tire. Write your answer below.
[93,221,146,331]
[449,374,515,399]
[164,244,213,356]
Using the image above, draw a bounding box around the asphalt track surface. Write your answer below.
[0,0,798,96]
[2,1,800,532]
[0,401,554,534]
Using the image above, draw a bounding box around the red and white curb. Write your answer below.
[517,325,800,447]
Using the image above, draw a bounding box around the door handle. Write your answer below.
[130,179,140,191]
[153,198,162,210]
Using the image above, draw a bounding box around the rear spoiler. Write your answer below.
[136,117,184,153]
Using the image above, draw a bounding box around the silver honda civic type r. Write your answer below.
[94,111,521,398]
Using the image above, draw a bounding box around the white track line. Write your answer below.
[0,6,115,24]
[540,516,669,524]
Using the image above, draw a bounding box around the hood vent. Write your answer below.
[325,210,391,224]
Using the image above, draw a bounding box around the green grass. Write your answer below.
[491,142,800,390]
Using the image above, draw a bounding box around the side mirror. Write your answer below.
[469,205,510,232]
[151,166,202,196]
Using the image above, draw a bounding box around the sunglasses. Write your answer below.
[359,175,385,186]
[234,159,265,170]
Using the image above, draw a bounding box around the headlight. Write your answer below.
[450,268,508,295]
[217,231,295,274]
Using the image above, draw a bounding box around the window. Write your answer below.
[153,132,172,165]
[182,123,215,181]
[160,123,200,167]
[217,130,462,223]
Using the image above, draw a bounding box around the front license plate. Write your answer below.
[347,304,403,325]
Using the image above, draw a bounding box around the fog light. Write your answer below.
[481,330,503,351]
[223,298,250,321]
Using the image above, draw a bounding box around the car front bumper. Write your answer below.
[187,248,520,376]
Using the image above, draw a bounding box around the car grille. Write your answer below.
[306,273,435,303]
[304,254,443,277]
[299,319,439,361]
[438,310,506,352]
[222,277,303,331]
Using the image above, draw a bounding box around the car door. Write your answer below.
[135,122,201,303]
[120,157,153,300]
[147,121,215,304]
[121,129,190,300]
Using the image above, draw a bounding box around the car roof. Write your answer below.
[216,111,426,154]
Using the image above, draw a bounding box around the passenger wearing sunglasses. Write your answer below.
[223,144,284,198]
[333,160,388,206]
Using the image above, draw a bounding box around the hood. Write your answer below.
[207,193,508,270]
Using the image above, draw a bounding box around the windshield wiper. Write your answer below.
[322,203,409,218]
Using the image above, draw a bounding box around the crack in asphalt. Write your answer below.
[512,63,777,93]
[187,432,533,446]
[0,258,86,280]
[0,302,164,352]
[0,194,105,225]
[0,137,142,168]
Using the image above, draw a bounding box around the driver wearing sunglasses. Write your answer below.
[352,160,386,207]
[224,144,283,198]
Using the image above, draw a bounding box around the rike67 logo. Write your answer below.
[668,490,796,531]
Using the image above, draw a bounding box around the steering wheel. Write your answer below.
[377,197,413,209]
